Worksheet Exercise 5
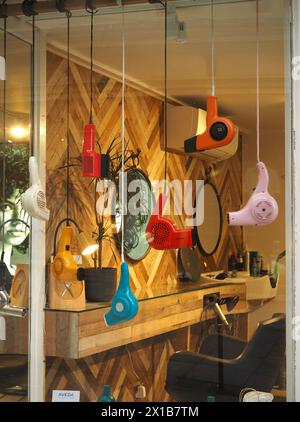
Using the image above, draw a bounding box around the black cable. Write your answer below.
[163,1,167,189]
[66,11,71,225]
[89,9,95,123]
[1,6,7,257]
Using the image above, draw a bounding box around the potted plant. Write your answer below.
[75,137,141,302]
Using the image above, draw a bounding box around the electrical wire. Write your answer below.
[89,8,95,123]
[121,5,125,263]
[1,9,7,256]
[256,0,260,163]
[66,11,71,225]
[163,0,168,191]
[210,0,215,96]
[31,14,35,150]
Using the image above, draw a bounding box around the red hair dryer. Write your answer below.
[184,96,236,153]
[82,123,110,179]
[146,193,196,250]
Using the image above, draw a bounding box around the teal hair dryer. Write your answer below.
[104,262,138,326]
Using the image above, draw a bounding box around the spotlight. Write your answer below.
[10,126,29,140]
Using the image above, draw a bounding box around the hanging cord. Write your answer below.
[31,14,35,150]
[87,8,96,124]
[66,11,71,225]
[210,0,215,96]
[121,5,125,263]
[163,1,168,193]
[256,0,260,163]
[1,10,7,256]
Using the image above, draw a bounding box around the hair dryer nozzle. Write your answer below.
[103,262,138,327]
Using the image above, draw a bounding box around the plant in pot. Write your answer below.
[76,138,141,302]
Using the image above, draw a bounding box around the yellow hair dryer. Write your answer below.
[52,226,78,283]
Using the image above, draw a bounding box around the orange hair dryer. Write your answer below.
[184,96,235,153]
[52,226,78,283]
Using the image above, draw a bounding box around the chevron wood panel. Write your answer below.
[46,329,187,402]
[46,51,243,294]
[45,50,243,402]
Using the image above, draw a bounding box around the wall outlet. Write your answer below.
[135,384,146,399]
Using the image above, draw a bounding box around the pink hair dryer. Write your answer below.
[228,162,278,226]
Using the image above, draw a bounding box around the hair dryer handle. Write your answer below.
[118,262,130,290]
[153,193,167,216]
[206,96,218,123]
[255,161,269,194]
[57,226,73,253]
[84,123,95,152]
[29,156,41,185]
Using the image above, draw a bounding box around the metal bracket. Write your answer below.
[22,0,38,17]
[0,1,8,19]
[85,0,97,12]
[55,0,70,13]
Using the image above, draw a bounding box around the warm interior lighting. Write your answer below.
[78,231,99,256]
[10,125,29,139]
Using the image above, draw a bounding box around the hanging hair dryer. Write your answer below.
[228,162,278,226]
[21,157,50,221]
[82,123,110,179]
[104,262,138,326]
[146,193,196,250]
[52,226,78,283]
[184,96,235,153]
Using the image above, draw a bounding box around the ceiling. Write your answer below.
[1,0,288,137]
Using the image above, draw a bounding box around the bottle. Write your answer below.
[97,385,116,402]
[237,251,244,272]
[228,252,237,271]
[207,396,216,402]
[242,246,250,274]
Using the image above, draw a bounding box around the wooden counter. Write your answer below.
[47,282,248,358]
[0,282,249,359]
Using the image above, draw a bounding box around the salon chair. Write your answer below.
[166,314,286,402]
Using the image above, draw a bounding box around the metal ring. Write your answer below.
[22,0,38,17]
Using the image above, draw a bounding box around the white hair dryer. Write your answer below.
[21,157,50,221]
[228,162,278,226]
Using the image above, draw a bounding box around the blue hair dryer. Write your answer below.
[104,262,138,326]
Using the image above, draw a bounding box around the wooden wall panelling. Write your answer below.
[45,50,244,402]
[46,338,154,402]
[46,50,243,296]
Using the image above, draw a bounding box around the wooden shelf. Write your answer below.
[45,283,248,359]
[1,283,248,359]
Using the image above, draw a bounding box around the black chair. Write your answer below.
[166,314,286,402]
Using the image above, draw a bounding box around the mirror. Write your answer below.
[195,182,222,256]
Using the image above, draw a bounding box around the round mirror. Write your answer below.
[195,182,222,256]
[115,169,153,261]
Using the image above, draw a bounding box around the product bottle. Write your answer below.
[237,251,244,272]
[97,385,116,402]
[228,253,237,272]
[243,247,250,274]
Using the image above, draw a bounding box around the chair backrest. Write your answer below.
[239,314,286,391]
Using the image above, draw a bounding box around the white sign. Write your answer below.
[0,317,6,341]
[52,390,80,402]
[0,57,6,81]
